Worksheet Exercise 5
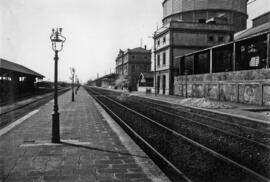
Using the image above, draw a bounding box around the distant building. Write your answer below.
[115,47,151,91]
[154,0,248,95]
[87,73,119,89]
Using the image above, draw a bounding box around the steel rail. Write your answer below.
[129,98,270,149]
[86,87,270,182]
[88,89,192,182]
[135,97,270,134]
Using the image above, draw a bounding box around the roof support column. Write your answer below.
[267,32,270,68]
[11,73,19,94]
[209,48,213,73]
[233,42,236,71]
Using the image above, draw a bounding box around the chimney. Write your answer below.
[144,45,147,49]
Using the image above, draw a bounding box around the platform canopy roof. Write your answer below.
[235,22,270,40]
[0,58,44,78]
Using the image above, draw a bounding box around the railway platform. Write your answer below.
[0,88,170,182]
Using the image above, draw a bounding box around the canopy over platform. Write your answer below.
[0,58,44,78]
[0,58,45,102]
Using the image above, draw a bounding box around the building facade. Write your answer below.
[115,47,151,91]
[154,0,248,95]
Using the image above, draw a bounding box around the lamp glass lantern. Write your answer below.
[50,28,66,52]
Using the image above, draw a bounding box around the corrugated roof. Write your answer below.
[252,11,270,21]
[0,58,44,78]
[176,22,270,60]
[235,22,270,40]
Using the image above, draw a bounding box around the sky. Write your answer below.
[0,0,269,83]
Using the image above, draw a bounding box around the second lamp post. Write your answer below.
[71,68,75,102]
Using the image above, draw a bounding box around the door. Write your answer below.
[162,75,166,95]
[157,76,160,94]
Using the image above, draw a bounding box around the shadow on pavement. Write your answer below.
[61,141,148,159]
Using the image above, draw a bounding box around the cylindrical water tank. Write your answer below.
[162,0,248,32]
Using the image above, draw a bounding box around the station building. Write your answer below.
[154,0,248,95]
[88,73,119,89]
[174,12,270,106]
[0,58,44,102]
[115,47,151,91]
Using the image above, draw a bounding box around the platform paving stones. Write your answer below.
[0,88,170,182]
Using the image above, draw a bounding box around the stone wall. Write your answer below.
[174,69,270,106]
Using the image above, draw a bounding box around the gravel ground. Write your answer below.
[174,98,235,109]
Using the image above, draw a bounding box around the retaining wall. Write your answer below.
[174,69,270,106]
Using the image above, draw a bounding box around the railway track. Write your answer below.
[0,88,69,129]
[0,88,54,107]
[85,86,270,182]
[133,96,270,134]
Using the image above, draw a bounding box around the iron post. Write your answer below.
[50,27,66,143]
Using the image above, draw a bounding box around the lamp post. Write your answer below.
[50,28,66,143]
[153,31,157,96]
[149,31,157,96]
[70,68,75,101]
[75,75,78,95]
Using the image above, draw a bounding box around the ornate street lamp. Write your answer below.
[50,28,66,143]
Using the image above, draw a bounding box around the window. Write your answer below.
[163,37,166,44]
[132,55,136,59]
[162,75,166,94]
[144,65,148,72]
[198,19,206,23]
[196,52,210,74]
[124,65,128,74]
[163,52,166,65]
[218,36,224,42]
[157,40,160,46]
[241,45,246,52]
[248,44,256,53]
[19,77,26,82]
[144,56,148,60]
[157,55,160,66]
[208,35,214,42]
[212,48,233,73]
[131,65,135,72]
